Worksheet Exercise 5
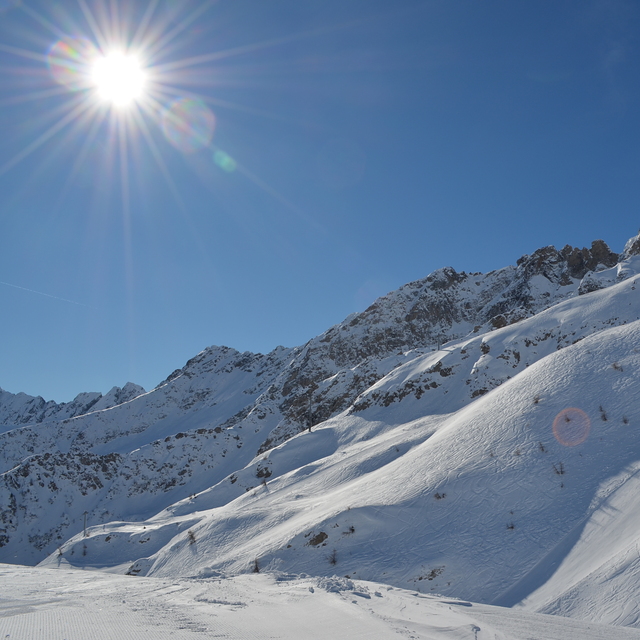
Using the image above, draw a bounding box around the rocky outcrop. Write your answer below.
[560,240,619,279]
[622,231,640,259]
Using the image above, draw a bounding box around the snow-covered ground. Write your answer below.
[2,563,639,640]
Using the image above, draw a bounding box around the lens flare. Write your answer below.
[213,150,237,172]
[161,98,215,153]
[47,37,99,91]
[553,407,591,447]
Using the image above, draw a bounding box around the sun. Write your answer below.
[92,52,146,108]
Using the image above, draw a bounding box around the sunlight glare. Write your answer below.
[92,52,146,107]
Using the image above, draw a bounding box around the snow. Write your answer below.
[2,563,640,640]
[3,235,640,636]
[43,312,640,615]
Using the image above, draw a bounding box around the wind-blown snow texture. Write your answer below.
[3,232,640,631]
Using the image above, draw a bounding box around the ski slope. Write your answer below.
[2,564,639,640]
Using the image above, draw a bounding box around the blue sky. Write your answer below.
[1,0,639,402]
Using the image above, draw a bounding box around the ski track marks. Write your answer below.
[2,565,640,640]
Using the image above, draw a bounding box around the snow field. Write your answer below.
[3,564,640,640]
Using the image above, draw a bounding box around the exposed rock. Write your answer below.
[560,240,619,279]
[622,231,640,258]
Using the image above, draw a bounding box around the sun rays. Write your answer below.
[0,0,234,190]
[0,0,364,225]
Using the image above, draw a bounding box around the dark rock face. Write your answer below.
[559,240,619,279]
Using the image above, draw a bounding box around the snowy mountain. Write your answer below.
[2,231,640,632]
[0,382,145,432]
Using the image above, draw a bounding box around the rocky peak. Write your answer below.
[515,240,618,283]
[560,240,619,279]
[622,230,640,259]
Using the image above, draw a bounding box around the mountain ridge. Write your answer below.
[2,231,640,630]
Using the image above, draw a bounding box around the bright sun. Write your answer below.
[92,52,146,108]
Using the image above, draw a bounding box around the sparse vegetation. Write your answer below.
[434,492,446,500]
[426,566,444,580]
[612,362,623,371]
[253,558,260,573]
[328,549,337,565]
[599,406,608,421]
[533,395,541,404]
[507,523,515,530]
[623,416,629,425]
[539,442,546,453]
[187,530,196,545]
[553,462,565,475]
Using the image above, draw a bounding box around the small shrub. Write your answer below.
[533,395,541,404]
[553,462,565,475]
[623,416,629,425]
[187,530,196,545]
[253,558,260,573]
[612,362,623,372]
[506,523,515,530]
[426,566,444,580]
[434,492,446,500]
[328,549,337,565]
[538,442,546,453]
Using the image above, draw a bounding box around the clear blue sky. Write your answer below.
[1,0,638,402]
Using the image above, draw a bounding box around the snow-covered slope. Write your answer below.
[52,293,640,601]
[4,232,640,631]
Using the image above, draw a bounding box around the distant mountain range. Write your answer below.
[3,231,640,629]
